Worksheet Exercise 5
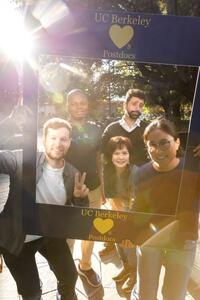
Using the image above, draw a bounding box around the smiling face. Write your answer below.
[112,145,130,171]
[146,128,180,171]
[67,93,89,121]
[44,127,71,167]
[125,96,144,120]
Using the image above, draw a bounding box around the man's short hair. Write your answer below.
[43,118,72,138]
[125,89,146,104]
[66,89,88,104]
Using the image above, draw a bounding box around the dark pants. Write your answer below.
[2,238,78,300]
[116,243,137,272]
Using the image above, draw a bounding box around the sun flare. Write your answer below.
[0,1,33,61]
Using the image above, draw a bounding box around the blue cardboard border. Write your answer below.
[23,9,200,243]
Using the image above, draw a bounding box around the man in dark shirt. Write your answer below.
[65,89,102,287]
[101,88,148,166]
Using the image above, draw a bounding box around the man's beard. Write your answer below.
[45,149,66,161]
[127,110,142,120]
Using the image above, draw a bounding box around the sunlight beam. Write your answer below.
[0,1,33,61]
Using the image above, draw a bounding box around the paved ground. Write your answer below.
[0,239,195,300]
[188,239,200,300]
[0,240,131,300]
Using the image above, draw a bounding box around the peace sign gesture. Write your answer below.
[73,172,89,198]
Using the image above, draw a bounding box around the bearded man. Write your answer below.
[101,88,148,166]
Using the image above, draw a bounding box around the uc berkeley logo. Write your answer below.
[109,25,134,49]
[93,217,114,234]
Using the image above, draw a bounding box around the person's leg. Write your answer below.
[79,186,101,287]
[121,247,137,293]
[113,244,132,283]
[114,207,137,291]
[66,239,75,255]
[39,238,77,300]
[125,246,137,270]
[2,240,42,299]
[116,244,137,270]
[162,240,196,300]
[131,246,162,300]
[99,198,124,257]
[98,242,116,257]
[80,241,93,270]
[116,243,129,266]
[80,186,101,269]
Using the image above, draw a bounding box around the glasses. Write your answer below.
[146,139,173,151]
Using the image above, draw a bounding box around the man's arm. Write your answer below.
[0,151,18,214]
[0,116,19,149]
[96,151,106,204]
[101,124,113,156]
[0,151,18,176]
[97,121,112,205]
[99,124,115,205]
[0,105,33,150]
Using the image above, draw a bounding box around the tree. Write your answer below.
[66,0,200,17]
[37,1,199,122]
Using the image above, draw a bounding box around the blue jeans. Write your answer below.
[131,240,196,300]
[2,238,78,299]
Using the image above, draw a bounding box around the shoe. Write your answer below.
[112,267,131,283]
[122,273,136,293]
[78,264,101,287]
[98,243,116,257]
[22,294,43,300]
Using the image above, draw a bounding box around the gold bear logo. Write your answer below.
[93,218,114,234]
[109,24,134,49]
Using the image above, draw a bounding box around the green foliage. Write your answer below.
[66,0,200,16]
[39,1,199,121]
[40,57,197,120]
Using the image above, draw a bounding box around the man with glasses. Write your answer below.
[101,89,148,167]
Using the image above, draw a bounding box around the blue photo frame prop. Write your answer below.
[23,8,200,244]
